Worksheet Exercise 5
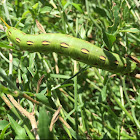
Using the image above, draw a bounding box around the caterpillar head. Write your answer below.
[0,17,23,46]
[0,17,13,38]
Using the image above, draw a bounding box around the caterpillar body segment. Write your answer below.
[1,17,136,74]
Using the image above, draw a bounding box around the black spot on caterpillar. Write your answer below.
[42,41,50,45]
[60,42,69,48]
[114,60,119,65]
[99,56,106,61]
[27,41,34,45]
[8,31,12,36]
[16,38,21,43]
[81,48,89,54]
[0,17,137,74]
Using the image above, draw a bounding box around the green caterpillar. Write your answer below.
[0,17,137,74]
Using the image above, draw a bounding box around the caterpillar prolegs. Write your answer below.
[0,18,137,75]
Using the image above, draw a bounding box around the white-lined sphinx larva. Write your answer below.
[0,17,137,74]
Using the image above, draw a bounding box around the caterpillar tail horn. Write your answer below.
[0,17,11,29]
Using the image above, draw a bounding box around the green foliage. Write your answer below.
[0,0,140,139]
[38,106,54,139]
[0,122,10,139]
[8,115,28,139]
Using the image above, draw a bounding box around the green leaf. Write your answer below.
[13,58,20,67]
[108,4,120,33]
[102,30,116,50]
[120,28,139,33]
[92,5,111,19]
[61,0,67,6]
[38,106,53,139]
[32,3,39,10]
[136,94,140,106]
[0,42,14,49]
[50,74,70,79]
[0,84,19,97]
[0,120,9,130]
[71,3,83,13]
[40,6,52,14]
[27,53,36,77]
[100,84,107,102]
[27,67,36,77]
[35,93,50,106]
[29,53,36,69]
[59,83,73,88]
[22,73,28,83]
[121,1,130,20]
[0,68,7,76]
[0,123,10,139]
[8,115,28,139]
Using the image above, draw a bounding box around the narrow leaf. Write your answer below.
[120,28,139,33]
[8,115,28,139]
[0,42,14,49]
[35,93,50,105]
[71,3,83,13]
[0,123,10,139]
[0,120,9,130]
[38,106,54,139]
